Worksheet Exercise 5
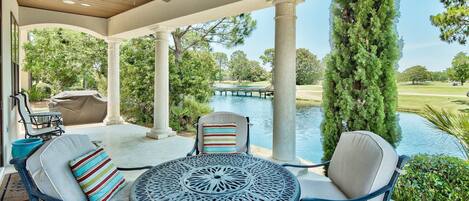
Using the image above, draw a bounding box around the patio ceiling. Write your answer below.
[17,0,159,18]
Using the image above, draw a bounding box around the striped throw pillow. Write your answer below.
[69,148,126,201]
[202,123,238,154]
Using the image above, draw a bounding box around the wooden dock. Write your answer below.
[214,86,274,98]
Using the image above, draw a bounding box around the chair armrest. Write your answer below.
[301,183,393,201]
[282,161,330,169]
[117,166,153,171]
[30,112,61,117]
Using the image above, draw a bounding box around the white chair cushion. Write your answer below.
[26,135,96,201]
[109,182,133,201]
[298,172,348,200]
[327,131,398,201]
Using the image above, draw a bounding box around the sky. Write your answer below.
[212,0,468,72]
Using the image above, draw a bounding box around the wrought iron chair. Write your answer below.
[10,135,152,201]
[19,92,63,128]
[283,131,409,201]
[187,111,250,156]
[11,94,64,139]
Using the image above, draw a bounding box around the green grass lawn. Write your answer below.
[220,81,469,113]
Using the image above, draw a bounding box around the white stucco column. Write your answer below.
[272,0,297,162]
[104,38,124,125]
[147,27,176,139]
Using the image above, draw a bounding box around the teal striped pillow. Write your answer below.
[202,123,238,154]
[69,148,126,201]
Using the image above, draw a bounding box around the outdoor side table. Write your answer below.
[130,153,301,201]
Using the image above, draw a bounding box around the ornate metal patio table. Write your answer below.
[130,153,301,201]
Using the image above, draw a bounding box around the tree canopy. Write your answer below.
[260,48,323,85]
[401,65,432,84]
[229,50,268,82]
[430,0,469,44]
[23,28,107,94]
[296,48,323,85]
[448,52,469,85]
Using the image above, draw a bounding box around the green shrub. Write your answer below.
[26,83,51,102]
[170,97,212,132]
[393,154,469,201]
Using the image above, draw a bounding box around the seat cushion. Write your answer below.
[202,123,238,153]
[298,173,348,200]
[327,131,398,201]
[70,148,126,201]
[26,135,97,201]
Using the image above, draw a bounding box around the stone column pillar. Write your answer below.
[147,27,176,139]
[104,38,124,125]
[272,0,297,162]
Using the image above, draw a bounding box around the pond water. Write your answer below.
[210,95,465,163]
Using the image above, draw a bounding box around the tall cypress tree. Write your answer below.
[322,0,400,162]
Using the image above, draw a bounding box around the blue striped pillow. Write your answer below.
[69,148,126,201]
[202,123,238,154]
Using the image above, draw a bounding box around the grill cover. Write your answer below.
[48,91,107,125]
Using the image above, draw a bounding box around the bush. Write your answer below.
[393,154,469,201]
[170,97,212,132]
[26,83,51,102]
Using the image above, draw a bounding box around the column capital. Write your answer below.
[271,0,304,5]
[149,25,176,33]
[105,37,124,43]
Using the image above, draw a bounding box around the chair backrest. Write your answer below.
[20,92,34,114]
[26,134,96,201]
[196,111,250,154]
[13,94,34,134]
[328,131,398,201]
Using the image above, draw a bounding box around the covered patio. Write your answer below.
[1,0,412,201]
[13,0,302,163]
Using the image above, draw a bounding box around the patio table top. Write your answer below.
[130,153,301,201]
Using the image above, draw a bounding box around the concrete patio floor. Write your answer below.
[9,123,322,181]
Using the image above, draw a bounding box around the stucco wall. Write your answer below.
[2,0,19,167]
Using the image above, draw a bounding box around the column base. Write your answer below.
[146,128,176,139]
[104,116,124,125]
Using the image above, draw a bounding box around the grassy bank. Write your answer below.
[219,81,469,113]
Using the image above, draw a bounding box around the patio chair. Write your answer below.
[10,134,153,201]
[283,131,409,201]
[19,92,63,128]
[187,111,250,156]
[11,94,64,139]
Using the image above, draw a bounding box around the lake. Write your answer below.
[210,95,465,163]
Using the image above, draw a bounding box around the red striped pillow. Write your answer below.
[69,148,126,201]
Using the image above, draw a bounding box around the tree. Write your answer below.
[229,50,251,82]
[170,14,256,62]
[448,52,469,85]
[322,0,400,162]
[296,48,323,85]
[23,28,107,94]
[430,0,469,44]
[401,65,432,84]
[120,37,218,128]
[246,60,268,82]
[168,14,256,106]
[430,70,449,82]
[213,52,228,81]
[260,48,275,84]
[260,48,323,85]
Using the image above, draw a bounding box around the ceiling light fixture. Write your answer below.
[80,3,91,7]
[63,0,76,5]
